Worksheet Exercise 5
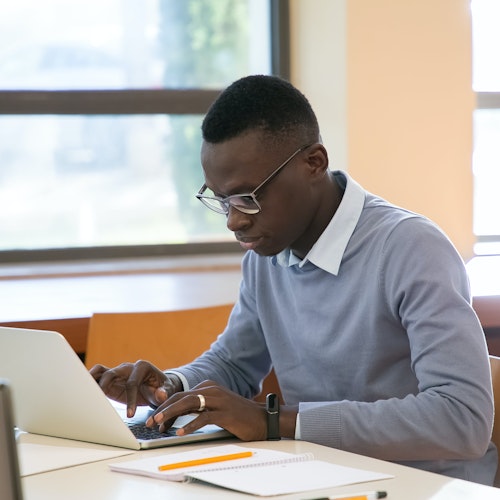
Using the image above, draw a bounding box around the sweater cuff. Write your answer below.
[298,402,342,448]
[164,370,190,392]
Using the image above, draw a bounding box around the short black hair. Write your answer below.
[201,75,320,145]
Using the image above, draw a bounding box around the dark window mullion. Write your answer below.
[476,92,500,109]
[0,89,222,115]
[270,0,290,79]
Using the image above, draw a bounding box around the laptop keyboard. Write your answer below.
[127,423,176,440]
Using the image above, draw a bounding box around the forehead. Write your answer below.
[201,131,284,194]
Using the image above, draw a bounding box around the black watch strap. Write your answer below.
[266,393,281,441]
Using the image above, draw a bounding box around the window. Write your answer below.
[0,0,289,261]
[471,0,500,254]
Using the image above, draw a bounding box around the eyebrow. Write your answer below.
[206,181,256,198]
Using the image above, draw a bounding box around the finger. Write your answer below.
[192,380,217,390]
[88,364,109,381]
[125,361,167,416]
[145,395,175,427]
[147,381,228,432]
[173,411,211,436]
[153,386,168,404]
[151,392,205,428]
[94,366,124,393]
[139,369,169,408]
[124,363,149,417]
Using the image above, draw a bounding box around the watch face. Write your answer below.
[266,393,279,412]
[266,393,280,440]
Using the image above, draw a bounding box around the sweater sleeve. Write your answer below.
[170,254,273,399]
[299,218,494,464]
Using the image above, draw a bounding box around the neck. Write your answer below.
[291,171,343,260]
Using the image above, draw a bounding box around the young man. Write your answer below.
[91,75,496,484]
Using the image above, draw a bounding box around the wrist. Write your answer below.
[164,374,183,395]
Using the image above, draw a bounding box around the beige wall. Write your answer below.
[289,0,475,259]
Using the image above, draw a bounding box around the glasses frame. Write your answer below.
[196,143,314,215]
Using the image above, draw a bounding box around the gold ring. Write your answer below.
[197,394,206,412]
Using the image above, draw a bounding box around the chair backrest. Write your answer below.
[85,304,281,403]
[489,355,500,487]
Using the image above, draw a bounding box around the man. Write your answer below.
[91,75,496,484]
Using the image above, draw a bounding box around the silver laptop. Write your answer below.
[0,326,231,450]
[0,379,24,500]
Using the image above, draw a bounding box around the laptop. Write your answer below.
[0,326,231,450]
[0,379,24,500]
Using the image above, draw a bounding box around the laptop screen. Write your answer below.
[0,380,23,500]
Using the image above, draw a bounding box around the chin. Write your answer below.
[251,244,284,257]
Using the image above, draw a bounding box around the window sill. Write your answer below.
[0,253,243,323]
[0,253,243,280]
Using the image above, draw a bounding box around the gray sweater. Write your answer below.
[173,171,496,484]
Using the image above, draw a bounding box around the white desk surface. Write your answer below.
[20,434,500,500]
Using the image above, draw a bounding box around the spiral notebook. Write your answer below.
[109,444,393,496]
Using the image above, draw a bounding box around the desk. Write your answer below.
[20,435,500,500]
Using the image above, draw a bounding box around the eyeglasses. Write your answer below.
[196,143,313,215]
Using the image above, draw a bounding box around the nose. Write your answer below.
[226,206,252,232]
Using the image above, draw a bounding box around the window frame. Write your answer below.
[0,0,290,263]
[474,91,500,248]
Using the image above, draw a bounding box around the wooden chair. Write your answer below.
[85,304,281,403]
[489,355,500,486]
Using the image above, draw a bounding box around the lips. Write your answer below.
[236,236,262,251]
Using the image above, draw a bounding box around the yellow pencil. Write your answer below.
[158,451,254,471]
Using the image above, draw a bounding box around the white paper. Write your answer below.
[19,442,133,476]
[188,459,393,496]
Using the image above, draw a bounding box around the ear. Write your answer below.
[305,143,329,180]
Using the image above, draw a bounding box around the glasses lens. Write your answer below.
[229,195,260,214]
[196,190,261,215]
[198,196,228,214]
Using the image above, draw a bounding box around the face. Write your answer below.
[200,130,329,257]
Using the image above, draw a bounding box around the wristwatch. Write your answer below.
[266,393,281,440]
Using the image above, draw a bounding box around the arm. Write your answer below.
[169,273,275,399]
[299,219,493,462]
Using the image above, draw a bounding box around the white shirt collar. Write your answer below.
[275,171,365,275]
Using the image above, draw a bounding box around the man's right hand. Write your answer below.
[89,360,182,418]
